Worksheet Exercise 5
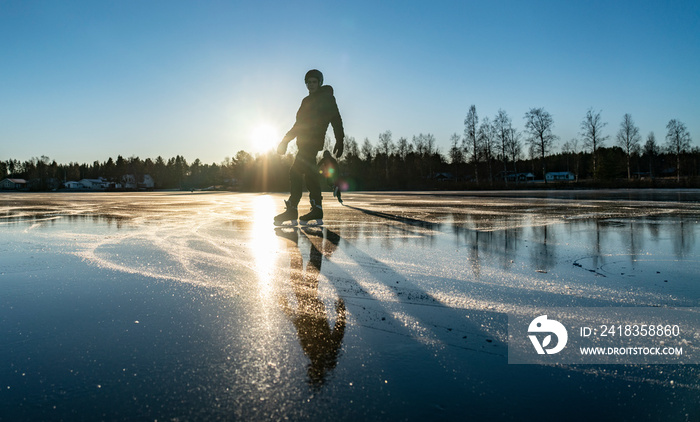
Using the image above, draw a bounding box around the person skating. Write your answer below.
[274,69,345,226]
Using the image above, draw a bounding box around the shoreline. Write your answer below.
[3,187,700,203]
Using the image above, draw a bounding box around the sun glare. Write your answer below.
[250,195,280,298]
[250,123,280,153]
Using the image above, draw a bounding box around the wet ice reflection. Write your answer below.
[275,227,346,388]
[1,191,699,420]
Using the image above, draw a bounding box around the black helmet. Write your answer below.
[304,69,323,85]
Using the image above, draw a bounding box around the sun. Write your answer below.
[249,123,280,153]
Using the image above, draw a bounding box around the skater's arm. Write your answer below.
[330,115,344,157]
[325,95,345,157]
[280,122,298,150]
[278,127,296,153]
[278,98,307,153]
[282,122,298,143]
[329,102,344,151]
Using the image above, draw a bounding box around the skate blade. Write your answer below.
[274,219,297,227]
[299,219,323,226]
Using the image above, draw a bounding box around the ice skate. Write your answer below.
[299,199,323,226]
[273,200,298,226]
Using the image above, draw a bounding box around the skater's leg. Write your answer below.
[288,152,311,207]
[306,172,322,207]
[276,152,309,226]
[304,160,322,207]
[293,148,322,206]
[291,149,323,225]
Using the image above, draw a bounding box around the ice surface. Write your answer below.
[1,191,699,421]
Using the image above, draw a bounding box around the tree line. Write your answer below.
[456,106,696,185]
[2,105,697,191]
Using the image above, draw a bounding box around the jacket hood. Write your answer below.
[317,85,334,96]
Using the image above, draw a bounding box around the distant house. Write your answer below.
[501,172,535,182]
[79,178,108,190]
[122,174,138,189]
[432,172,455,182]
[122,174,154,190]
[0,178,27,190]
[545,171,575,182]
[64,181,81,189]
[519,173,535,182]
[139,174,155,189]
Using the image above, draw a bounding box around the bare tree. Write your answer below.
[360,137,374,163]
[412,133,437,178]
[643,132,659,178]
[580,108,608,180]
[423,133,436,156]
[412,134,426,156]
[615,113,641,181]
[665,119,692,182]
[396,137,410,162]
[505,124,522,173]
[524,107,558,182]
[561,138,580,180]
[377,130,394,180]
[464,105,480,183]
[494,109,512,181]
[478,117,496,183]
[448,133,464,164]
[344,136,359,158]
[377,130,394,156]
[527,142,537,175]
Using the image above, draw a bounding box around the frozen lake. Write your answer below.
[1,191,699,421]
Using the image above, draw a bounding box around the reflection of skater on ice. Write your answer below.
[318,150,344,204]
[275,69,345,226]
[275,227,346,388]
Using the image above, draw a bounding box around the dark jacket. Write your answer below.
[283,85,345,152]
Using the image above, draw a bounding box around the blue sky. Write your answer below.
[2,0,698,164]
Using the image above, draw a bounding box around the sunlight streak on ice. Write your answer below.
[250,195,281,301]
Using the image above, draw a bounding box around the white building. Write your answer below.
[122,174,155,189]
[79,178,109,190]
[503,172,535,182]
[122,174,138,189]
[140,174,155,189]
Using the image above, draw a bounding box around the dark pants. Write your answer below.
[289,149,321,207]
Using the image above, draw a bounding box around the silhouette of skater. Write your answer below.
[275,69,345,226]
[318,150,343,204]
[275,227,345,388]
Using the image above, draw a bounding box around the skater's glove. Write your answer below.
[277,141,288,155]
[333,141,344,158]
